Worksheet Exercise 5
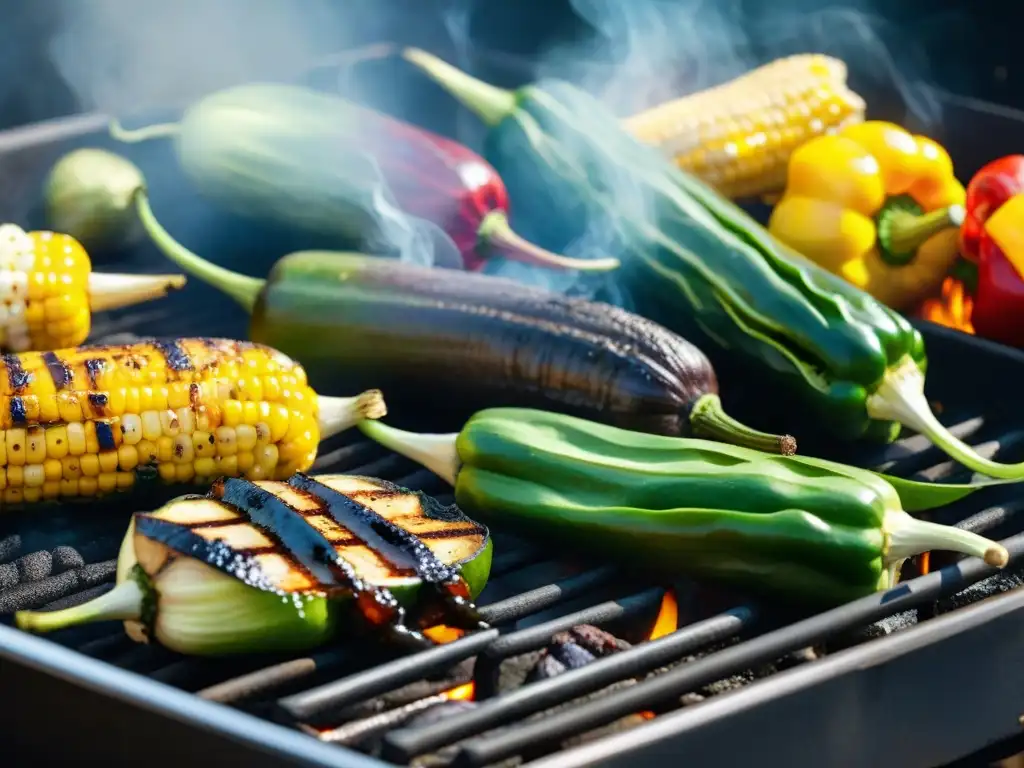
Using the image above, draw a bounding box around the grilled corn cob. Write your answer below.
[0,223,185,352]
[624,54,866,200]
[0,337,385,505]
[16,474,492,655]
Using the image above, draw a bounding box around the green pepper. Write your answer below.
[400,49,1024,480]
[357,408,1009,606]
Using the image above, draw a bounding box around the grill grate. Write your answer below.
[2,409,1024,767]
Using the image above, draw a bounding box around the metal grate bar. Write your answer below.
[383,605,755,763]
[449,531,1024,767]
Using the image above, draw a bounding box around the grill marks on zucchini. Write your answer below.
[134,474,488,641]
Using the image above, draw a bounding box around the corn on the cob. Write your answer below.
[624,54,867,200]
[0,223,185,352]
[0,337,385,505]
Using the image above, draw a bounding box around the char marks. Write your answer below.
[84,358,105,389]
[152,339,193,372]
[42,352,71,390]
[2,354,31,393]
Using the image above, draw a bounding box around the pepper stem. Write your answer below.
[883,508,1009,569]
[318,390,388,440]
[479,211,620,272]
[132,188,264,313]
[87,272,187,312]
[402,48,517,127]
[109,119,181,143]
[16,577,144,634]
[867,356,1024,479]
[358,419,460,486]
[876,196,965,266]
[688,393,797,455]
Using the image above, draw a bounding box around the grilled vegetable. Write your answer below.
[0,337,385,506]
[955,156,1024,347]
[0,222,184,352]
[100,83,609,272]
[125,187,794,452]
[358,410,1009,606]
[403,48,1024,480]
[768,121,965,311]
[16,473,492,655]
[625,54,866,200]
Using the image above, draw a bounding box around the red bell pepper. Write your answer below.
[958,155,1024,346]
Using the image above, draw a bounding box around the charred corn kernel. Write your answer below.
[159,409,180,437]
[79,455,99,477]
[625,54,866,200]
[120,414,141,445]
[236,425,258,452]
[78,477,97,496]
[98,450,118,474]
[6,429,25,466]
[25,428,46,464]
[43,459,61,482]
[117,444,138,472]
[23,465,44,487]
[61,457,81,479]
[66,422,86,455]
[194,457,217,477]
[7,466,22,487]
[42,481,60,499]
[255,422,272,444]
[172,434,194,464]
[137,439,158,465]
[141,412,162,442]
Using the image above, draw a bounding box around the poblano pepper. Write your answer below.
[402,48,1024,480]
[358,408,1009,606]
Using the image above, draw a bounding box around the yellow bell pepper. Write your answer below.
[767,120,966,311]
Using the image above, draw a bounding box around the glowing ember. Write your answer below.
[442,681,475,702]
[918,277,975,335]
[423,625,465,644]
[919,551,930,576]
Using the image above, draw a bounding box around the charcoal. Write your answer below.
[566,625,628,656]
[51,546,86,574]
[406,700,478,730]
[0,569,81,613]
[0,534,21,564]
[79,559,118,587]
[15,550,53,582]
[0,562,17,591]
[526,654,567,683]
[679,692,705,706]
[549,641,596,670]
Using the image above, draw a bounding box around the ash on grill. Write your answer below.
[2,412,1023,767]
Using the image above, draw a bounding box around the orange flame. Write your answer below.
[639,589,680,720]
[919,277,975,335]
[441,681,475,702]
[423,625,466,644]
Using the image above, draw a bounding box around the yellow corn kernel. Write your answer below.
[255,444,279,472]
[115,471,134,490]
[44,425,68,459]
[218,454,238,476]
[59,478,78,496]
[194,457,217,477]
[106,388,126,416]
[120,414,142,445]
[78,477,98,496]
[236,425,258,452]
[79,454,99,477]
[124,387,140,416]
[222,400,243,427]
[25,427,46,464]
[23,465,45,487]
[42,481,61,499]
[254,422,271,445]
[236,451,255,473]
[245,463,268,481]
[160,409,181,437]
[6,429,26,466]
[61,456,82,479]
[57,392,84,423]
[214,426,237,456]
[4,488,23,504]
[141,411,162,441]
[83,421,99,454]
[176,407,196,435]
[167,382,190,409]
[172,434,194,464]
[117,444,138,472]
[158,463,176,482]
[625,54,867,200]
[262,375,282,400]
[66,422,86,455]
[0,468,7,490]
[156,435,174,463]
[98,450,119,474]
[137,439,158,465]
[22,486,41,503]
[7,466,22,487]
[241,401,260,424]
[43,458,62,482]
[98,473,117,494]
[174,463,195,483]
[193,431,215,458]
[267,404,290,442]
[0,433,6,465]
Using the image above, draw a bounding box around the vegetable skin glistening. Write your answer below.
[0,337,385,507]
[16,473,492,655]
[90,156,793,452]
[402,47,1024,481]
[102,83,612,273]
[358,409,1009,607]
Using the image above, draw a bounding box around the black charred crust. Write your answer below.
[42,352,71,390]
[84,358,106,389]
[151,340,193,372]
[2,354,31,393]
[9,396,26,425]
